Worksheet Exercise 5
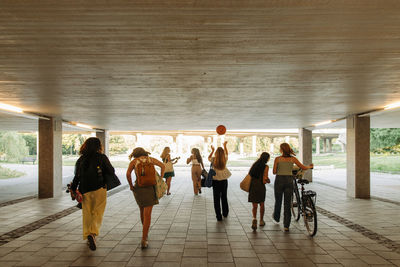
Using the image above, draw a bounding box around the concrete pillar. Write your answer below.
[299,128,313,182]
[239,138,244,157]
[322,138,327,153]
[327,138,332,152]
[220,135,225,147]
[212,135,217,148]
[252,135,257,156]
[136,133,142,146]
[38,118,62,198]
[96,130,109,157]
[270,137,275,154]
[316,136,320,155]
[203,137,208,156]
[346,115,370,199]
[177,134,183,155]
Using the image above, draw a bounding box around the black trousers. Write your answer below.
[212,179,229,219]
[273,175,294,228]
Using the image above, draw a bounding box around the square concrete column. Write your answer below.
[38,118,62,198]
[323,138,327,153]
[252,135,257,156]
[346,115,370,199]
[299,128,312,181]
[239,138,244,156]
[96,130,109,157]
[316,136,320,155]
[327,138,332,152]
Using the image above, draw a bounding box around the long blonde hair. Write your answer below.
[213,147,226,170]
[160,147,170,161]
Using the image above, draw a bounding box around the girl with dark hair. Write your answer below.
[272,143,313,232]
[186,148,204,195]
[208,141,231,221]
[127,147,165,249]
[248,152,271,230]
[70,137,116,251]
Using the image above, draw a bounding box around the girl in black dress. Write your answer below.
[248,152,270,230]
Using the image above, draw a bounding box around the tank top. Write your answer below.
[276,160,294,176]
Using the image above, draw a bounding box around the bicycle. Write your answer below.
[291,168,317,236]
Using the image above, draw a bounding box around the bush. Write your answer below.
[0,165,25,179]
[0,132,29,162]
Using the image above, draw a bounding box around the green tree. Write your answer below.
[62,134,85,155]
[109,135,129,155]
[370,128,400,153]
[0,132,29,162]
[21,133,37,155]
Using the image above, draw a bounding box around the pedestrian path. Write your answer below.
[0,169,399,266]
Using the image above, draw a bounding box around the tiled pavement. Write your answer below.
[1,169,400,266]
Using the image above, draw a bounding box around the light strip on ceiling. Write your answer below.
[0,102,23,113]
[383,101,400,110]
[0,102,49,120]
[314,120,333,127]
[75,123,93,129]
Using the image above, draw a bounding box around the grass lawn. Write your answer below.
[0,165,25,179]
[312,153,400,174]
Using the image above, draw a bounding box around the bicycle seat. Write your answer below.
[297,179,309,184]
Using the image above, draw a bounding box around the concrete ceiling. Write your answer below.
[1,0,400,131]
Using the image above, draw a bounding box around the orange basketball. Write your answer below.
[216,125,226,135]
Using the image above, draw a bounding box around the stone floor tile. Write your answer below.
[180,257,207,267]
[51,251,82,261]
[126,256,156,266]
[207,263,235,267]
[0,251,34,261]
[183,248,207,257]
[285,258,316,267]
[184,241,207,249]
[97,262,127,267]
[258,253,287,263]
[307,254,338,264]
[160,244,185,253]
[235,257,262,267]
[103,252,133,262]
[207,245,231,252]
[358,254,392,265]
[278,249,307,260]
[14,256,51,266]
[328,250,357,259]
[0,247,16,257]
[155,252,182,262]
[153,262,181,267]
[261,264,289,267]
[208,252,234,263]
[42,261,72,267]
[231,249,257,258]
[70,256,104,266]
[133,248,160,257]
[337,258,370,267]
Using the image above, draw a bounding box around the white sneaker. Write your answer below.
[272,215,279,225]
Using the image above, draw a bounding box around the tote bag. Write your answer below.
[240,174,251,192]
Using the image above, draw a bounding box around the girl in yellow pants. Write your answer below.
[70,137,116,251]
[82,187,107,240]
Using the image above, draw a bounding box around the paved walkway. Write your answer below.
[1,169,400,266]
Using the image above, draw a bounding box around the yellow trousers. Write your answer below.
[82,187,107,240]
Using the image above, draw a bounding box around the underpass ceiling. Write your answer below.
[1,0,400,130]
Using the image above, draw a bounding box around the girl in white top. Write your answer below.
[208,141,231,221]
[186,148,205,195]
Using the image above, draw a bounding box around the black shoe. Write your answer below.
[216,215,223,221]
[223,213,228,218]
[87,235,96,251]
[199,189,202,194]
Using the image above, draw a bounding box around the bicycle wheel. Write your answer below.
[291,183,301,221]
[303,195,317,236]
